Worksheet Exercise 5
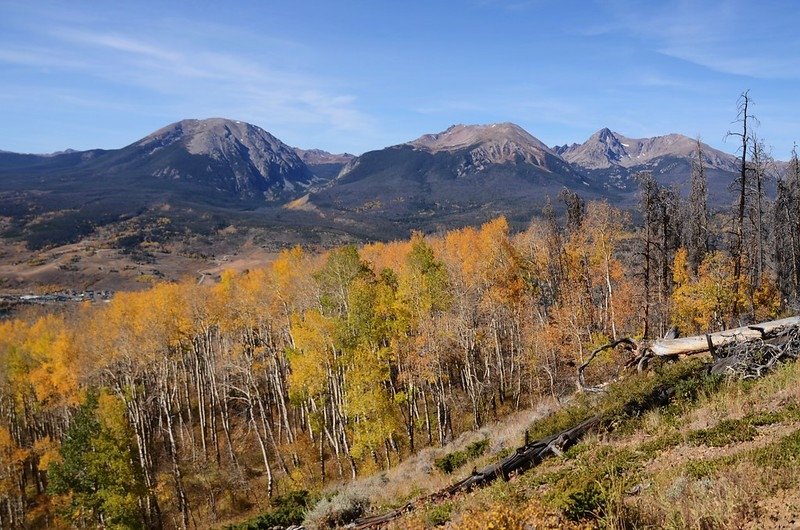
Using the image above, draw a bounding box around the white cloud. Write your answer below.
[600,0,800,80]
[0,15,376,152]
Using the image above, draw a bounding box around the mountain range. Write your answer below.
[0,117,754,251]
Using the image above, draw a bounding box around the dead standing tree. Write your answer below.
[685,138,711,274]
[776,146,800,304]
[726,90,759,321]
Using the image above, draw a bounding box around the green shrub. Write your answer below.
[465,439,489,459]
[546,448,639,522]
[752,428,800,469]
[526,398,594,441]
[434,439,489,474]
[562,483,605,521]
[227,490,310,530]
[638,431,683,457]
[424,501,454,526]
[747,403,800,426]
[688,419,757,447]
[683,455,739,479]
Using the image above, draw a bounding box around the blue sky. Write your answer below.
[1,0,799,158]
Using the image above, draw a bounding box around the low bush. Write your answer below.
[226,490,310,530]
[546,447,639,521]
[303,488,370,529]
[433,439,489,474]
[688,418,758,447]
[423,501,453,526]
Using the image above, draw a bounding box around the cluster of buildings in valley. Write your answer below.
[0,290,113,312]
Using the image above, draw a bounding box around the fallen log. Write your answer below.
[707,323,800,378]
[580,316,800,389]
[351,415,601,529]
[649,316,800,357]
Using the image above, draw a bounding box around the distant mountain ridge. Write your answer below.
[553,128,742,196]
[305,122,604,234]
[0,117,760,250]
[406,122,572,176]
[556,128,739,172]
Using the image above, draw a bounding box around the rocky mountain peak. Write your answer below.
[140,118,290,159]
[132,118,315,200]
[403,122,562,172]
[560,128,739,172]
[409,122,551,154]
[293,148,356,166]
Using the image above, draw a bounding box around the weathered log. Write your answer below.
[649,316,800,357]
[708,324,800,378]
[351,415,601,529]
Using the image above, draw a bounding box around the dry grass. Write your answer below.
[374,359,800,529]
[300,398,558,527]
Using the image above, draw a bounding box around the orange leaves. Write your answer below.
[0,315,80,408]
[437,216,528,310]
[361,239,412,276]
[753,274,781,322]
[33,436,62,471]
[451,497,591,530]
[272,245,316,313]
[91,282,193,367]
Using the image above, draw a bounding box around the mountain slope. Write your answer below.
[306,123,609,233]
[0,118,316,203]
[0,119,326,250]
[300,336,800,530]
[293,147,355,181]
[0,119,767,259]
[556,128,741,197]
[96,118,317,200]
[556,128,738,171]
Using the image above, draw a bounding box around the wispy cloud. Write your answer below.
[50,28,182,62]
[599,0,800,80]
[0,13,375,151]
[634,73,689,89]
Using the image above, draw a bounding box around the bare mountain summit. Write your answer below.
[555,128,741,194]
[409,122,564,173]
[131,118,316,199]
[307,122,606,235]
[557,128,739,172]
[293,148,355,166]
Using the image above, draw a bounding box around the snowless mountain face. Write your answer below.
[293,148,356,180]
[307,122,605,236]
[557,128,740,172]
[134,118,316,199]
[408,122,561,173]
[293,148,355,166]
[554,128,742,196]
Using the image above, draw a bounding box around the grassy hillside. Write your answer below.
[270,354,800,529]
